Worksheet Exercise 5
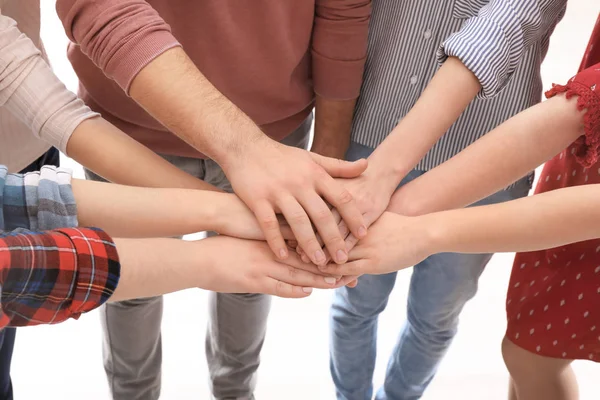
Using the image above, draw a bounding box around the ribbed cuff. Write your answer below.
[312,50,365,100]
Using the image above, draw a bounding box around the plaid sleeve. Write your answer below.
[0,227,120,328]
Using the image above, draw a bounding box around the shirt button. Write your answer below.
[424,29,432,39]
[410,75,418,85]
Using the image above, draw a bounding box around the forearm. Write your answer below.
[389,94,584,215]
[311,95,356,158]
[425,184,600,255]
[71,179,233,238]
[367,57,481,191]
[129,47,267,168]
[110,237,206,302]
[66,117,218,191]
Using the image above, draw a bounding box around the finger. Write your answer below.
[277,197,325,266]
[253,201,288,260]
[299,194,348,264]
[320,260,366,276]
[277,215,296,240]
[318,177,367,241]
[344,233,361,253]
[280,253,342,279]
[310,154,368,178]
[268,280,313,299]
[336,276,359,288]
[287,240,298,249]
[346,279,359,288]
[269,265,344,291]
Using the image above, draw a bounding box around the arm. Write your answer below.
[323,185,600,276]
[389,60,600,215]
[0,12,214,191]
[0,227,354,328]
[1,165,248,239]
[368,0,567,192]
[310,0,371,159]
[71,178,290,240]
[388,93,584,215]
[57,0,369,265]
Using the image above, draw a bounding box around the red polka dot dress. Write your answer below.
[506,16,600,361]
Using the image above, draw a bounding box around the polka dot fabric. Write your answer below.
[507,17,600,361]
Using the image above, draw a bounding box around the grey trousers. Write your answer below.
[87,116,312,400]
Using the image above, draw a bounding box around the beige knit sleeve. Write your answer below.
[0,13,98,153]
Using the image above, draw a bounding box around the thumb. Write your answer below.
[310,154,368,178]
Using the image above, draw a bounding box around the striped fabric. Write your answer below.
[352,0,567,172]
[0,165,78,231]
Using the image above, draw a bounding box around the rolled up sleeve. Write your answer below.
[0,227,120,328]
[56,0,181,93]
[437,0,567,99]
[312,0,372,100]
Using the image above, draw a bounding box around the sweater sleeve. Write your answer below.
[0,13,98,153]
[312,0,372,100]
[56,0,181,93]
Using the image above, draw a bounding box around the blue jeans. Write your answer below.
[329,142,531,400]
[0,147,61,400]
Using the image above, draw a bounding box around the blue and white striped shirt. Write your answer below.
[352,0,567,171]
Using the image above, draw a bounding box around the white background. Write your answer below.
[10,1,600,399]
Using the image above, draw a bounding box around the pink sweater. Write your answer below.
[57,0,372,158]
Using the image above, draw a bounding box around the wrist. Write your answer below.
[420,212,452,255]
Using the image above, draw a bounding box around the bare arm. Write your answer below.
[323,185,600,276]
[311,96,357,159]
[57,1,368,265]
[71,178,283,240]
[66,118,217,191]
[427,184,600,255]
[388,94,585,215]
[110,236,355,302]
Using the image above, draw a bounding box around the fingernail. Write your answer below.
[302,287,313,294]
[324,277,337,285]
[279,249,287,259]
[358,226,367,238]
[315,250,326,264]
[336,249,348,263]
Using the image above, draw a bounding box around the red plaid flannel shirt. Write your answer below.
[0,227,120,328]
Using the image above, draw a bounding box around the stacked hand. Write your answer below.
[223,138,369,266]
[200,236,358,298]
[319,212,436,276]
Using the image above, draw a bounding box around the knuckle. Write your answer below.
[275,280,287,297]
[314,207,333,222]
[337,189,354,206]
[260,215,280,230]
[286,266,298,281]
[288,211,308,225]
[301,237,320,251]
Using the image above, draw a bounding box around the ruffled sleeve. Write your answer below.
[545,62,600,167]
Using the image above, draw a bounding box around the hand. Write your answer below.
[213,194,294,241]
[222,137,368,266]
[200,236,357,298]
[296,164,397,262]
[320,212,436,277]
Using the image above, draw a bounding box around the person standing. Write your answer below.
[55,1,372,399]
[327,1,567,399]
